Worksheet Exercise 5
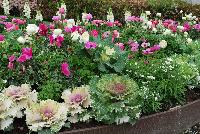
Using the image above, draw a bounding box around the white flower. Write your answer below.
[182,17,186,20]
[80,114,90,122]
[147,76,155,80]
[159,40,167,48]
[53,29,62,37]
[2,0,10,15]
[17,36,26,44]
[105,46,115,56]
[23,2,31,19]
[26,24,39,35]
[125,11,131,22]
[184,32,188,37]
[35,10,43,21]
[146,21,152,28]
[196,76,200,81]
[0,118,13,130]
[145,11,151,16]
[177,26,184,31]
[56,3,67,18]
[82,13,87,22]
[156,13,161,17]
[107,10,114,22]
[163,29,172,35]
[180,10,183,13]
[67,19,75,28]
[152,28,157,33]
[79,31,90,43]
[187,38,192,44]
[71,31,80,41]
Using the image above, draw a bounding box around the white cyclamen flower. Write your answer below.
[79,31,90,43]
[17,36,26,44]
[26,24,39,35]
[23,2,31,19]
[35,10,43,21]
[163,29,172,35]
[2,0,10,15]
[53,29,62,36]
[67,19,75,28]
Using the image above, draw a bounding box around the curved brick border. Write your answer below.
[60,99,200,134]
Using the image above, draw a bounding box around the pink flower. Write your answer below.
[183,22,191,32]
[9,55,15,62]
[112,30,120,42]
[194,24,200,31]
[12,18,26,25]
[85,42,97,49]
[0,34,5,42]
[64,27,72,33]
[115,43,124,50]
[61,62,71,77]
[52,16,61,21]
[90,30,98,38]
[4,22,16,32]
[102,31,110,39]
[0,15,7,20]
[130,42,139,52]
[56,36,64,48]
[86,13,93,21]
[49,35,54,44]
[17,55,27,63]
[142,49,153,55]
[39,23,48,36]
[92,20,104,26]
[59,7,65,14]
[7,62,14,69]
[49,24,55,31]
[141,42,149,48]
[127,16,143,22]
[22,48,32,59]
[106,22,114,27]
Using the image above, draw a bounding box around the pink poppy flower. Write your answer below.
[61,62,71,77]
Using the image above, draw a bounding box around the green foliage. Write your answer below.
[126,55,199,114]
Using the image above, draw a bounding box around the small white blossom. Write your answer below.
[23,2,31,19]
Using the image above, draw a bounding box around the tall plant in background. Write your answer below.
[2,0,10,15]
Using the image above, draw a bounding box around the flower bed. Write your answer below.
[0,1,200,134]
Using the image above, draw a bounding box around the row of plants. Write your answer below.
[1,0,200,22]
[0,2,200,134]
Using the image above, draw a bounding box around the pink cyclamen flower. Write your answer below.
[61,62,71,77]
[64,27,72,33]
[52,16,61,21]
[0,15,7,20]
[106,22,114,27]
[102,31,110,39]
[85,42,97,49]
[90,30,98,38]
[59,7,65,14]
[0,34,5,42]
[130,42,139,52]
[4,22,16,32]
[7,62,14,69]
[149,45,160,52]
[194,24,200,31]
[9,55,15,62]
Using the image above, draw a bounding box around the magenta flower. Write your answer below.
[142,49,153,55]
[39,23,48,36]
[90,29,98,38]
[4,22,16,32]
[0,34,5,42]
[85,42,97,49]
[12,18,26,25]
[52,16,61,21]
[64,27,72,33]
[127,16,143,22]
[9,55,15,62]
[22,48,32,60]
[183,22,191,32]
[92,20,104,26]
[17,55,27,63]
[106,22,114,27]
[112,30,120,42]
[130,42,139,52]
[56,36,64,48]
[194,24,200,31]
[61,62,71,77]
[149,45,160,52]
